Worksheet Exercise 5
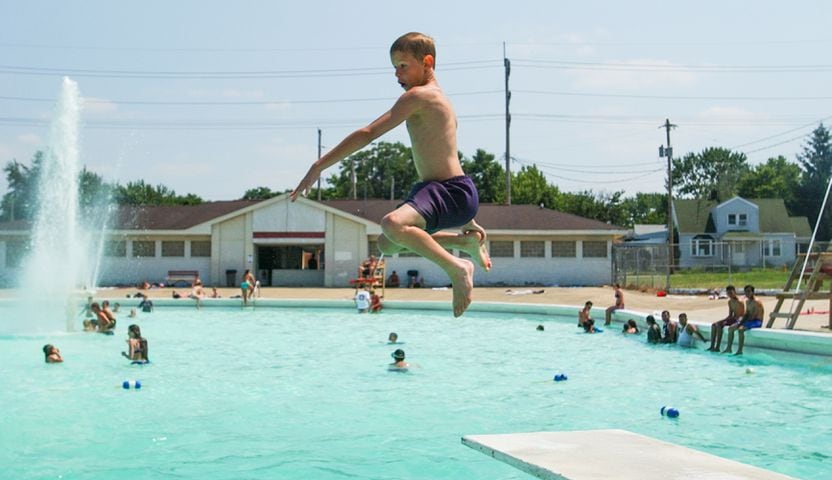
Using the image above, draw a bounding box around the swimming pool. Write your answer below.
[1,305,830,479]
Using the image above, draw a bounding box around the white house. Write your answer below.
[0,195,627,288]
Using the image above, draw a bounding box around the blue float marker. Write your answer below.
[661,406,679,418]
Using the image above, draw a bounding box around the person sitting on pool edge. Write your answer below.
[389,349,410,370]
[707,285,744,352]
[122,324,149,364]
[722,284,765,355]
[43,344,63,363]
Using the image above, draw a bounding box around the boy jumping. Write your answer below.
[290,32,491,317]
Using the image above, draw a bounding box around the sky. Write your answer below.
[1,1,831,201]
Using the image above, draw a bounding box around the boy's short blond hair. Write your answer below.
[390,32,436,64]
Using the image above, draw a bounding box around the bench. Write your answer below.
[165,270,199,287]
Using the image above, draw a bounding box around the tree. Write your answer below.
[325,142,418,199]
[461,149,505,203]
[510,164,559,207]
[78,167,115,215]
[555,190,625,225]
[672,147,749,201]
[795,123,832,240]
[619,192,667,226]
[736,156,801,210]
[1,151,43,221]
[242,186,281,200]
[113,180,203,206]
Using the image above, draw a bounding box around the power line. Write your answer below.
[0,90,502,106]
[513,59,832,73]
[514,89,832,102]
[513,156,662,172]
[0,60,500,79]
[729,114,832,149]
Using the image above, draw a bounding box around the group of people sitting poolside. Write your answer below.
[585,283,764,355]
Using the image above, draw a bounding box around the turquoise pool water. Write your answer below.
[1,305,830,479]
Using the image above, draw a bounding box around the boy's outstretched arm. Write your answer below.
[290,92,420,201]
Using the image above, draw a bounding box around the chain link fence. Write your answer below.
[612,241,831,290]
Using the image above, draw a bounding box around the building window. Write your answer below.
[191,241,211,257]
[520,241,545,257]
[104,240,126,257]
[764,240,782,257]
[368,240,381,258]
[161,241,185,257]
[691,235,714,257]
[490,241,514,258]
[729,213,748,227]
[552,241,576,258]
[132,240,155,258]
[582,241,607,258]
[4,240,27,268]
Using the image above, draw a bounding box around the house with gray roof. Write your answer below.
[0,194,627,288]
[673,196,811,268]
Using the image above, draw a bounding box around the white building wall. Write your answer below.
[253,200,326,232]
[214,215,249,286]
[382,238,613,287]
[97,237,212,287]
[326,213,366,287]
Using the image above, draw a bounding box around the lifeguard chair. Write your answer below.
[349,258,386,297]
[767,252,832,330]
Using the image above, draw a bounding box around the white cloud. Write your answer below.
[17,133,42,145]
[697,106,769,122]
[82,97,118,114]
[569,59,698,90]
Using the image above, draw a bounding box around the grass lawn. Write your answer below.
[620,268,792,290]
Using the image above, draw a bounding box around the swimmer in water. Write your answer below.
[43,344,63,363]
[121,324,149,364]
[389,349,410,370]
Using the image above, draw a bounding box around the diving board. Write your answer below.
[462,429,795,480]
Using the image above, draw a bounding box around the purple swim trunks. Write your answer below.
[401,175,479,233]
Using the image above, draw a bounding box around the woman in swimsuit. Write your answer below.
[122,324,149,363]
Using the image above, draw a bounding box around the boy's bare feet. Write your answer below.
[461,221,492,271]
[449,259,475,317]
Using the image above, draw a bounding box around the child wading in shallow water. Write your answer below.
[291,32,491,317]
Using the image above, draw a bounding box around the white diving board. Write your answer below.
[462,429,796,480]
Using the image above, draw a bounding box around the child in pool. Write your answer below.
[43,344,63,363]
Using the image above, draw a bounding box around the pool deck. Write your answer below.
[462,429,796,480]
[24,285,828,333]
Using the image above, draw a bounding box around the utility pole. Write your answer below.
[504,42,512,205]
[351,157,357,200]
[316,128,322,201]
[659,118,677,291]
